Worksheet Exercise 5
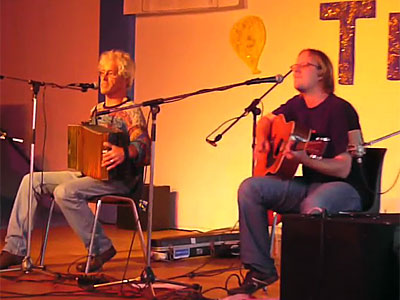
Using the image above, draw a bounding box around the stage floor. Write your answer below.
[0,225,280,299]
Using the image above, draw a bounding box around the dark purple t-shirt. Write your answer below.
[273,93,360,183]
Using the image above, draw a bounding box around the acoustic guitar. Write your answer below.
[253,114,329,179]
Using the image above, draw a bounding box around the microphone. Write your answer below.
[206,138,217,147]
[0,129,24,143]
[245,74,284,85]
[206,135,222,147]
[348,144,365,164]
[67,82,98,91]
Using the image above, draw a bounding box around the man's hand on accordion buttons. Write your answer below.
[102,142,125,170]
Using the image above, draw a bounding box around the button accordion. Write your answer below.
[68,124,130,180]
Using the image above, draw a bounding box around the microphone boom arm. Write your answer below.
[363,130,400,146]
[0,75,93,92]
[94,72,289,117]
[205,69,292,146]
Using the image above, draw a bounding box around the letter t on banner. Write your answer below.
[388,13,400,80]
[320,1,376,85]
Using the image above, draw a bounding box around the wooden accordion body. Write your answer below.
[68,124,130,180]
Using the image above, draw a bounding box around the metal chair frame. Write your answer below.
[39,194,147,274]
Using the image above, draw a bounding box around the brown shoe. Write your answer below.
[76,246,116,273]
[0,251,24,269]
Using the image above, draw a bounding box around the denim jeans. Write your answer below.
[238,175,361,275]
[3,171,130,257]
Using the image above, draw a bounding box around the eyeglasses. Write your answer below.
[290,63,321,71]
[98,70,119,78]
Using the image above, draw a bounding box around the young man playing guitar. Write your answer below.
[228,49,364,295]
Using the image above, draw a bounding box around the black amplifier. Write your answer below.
[280,213,400,300]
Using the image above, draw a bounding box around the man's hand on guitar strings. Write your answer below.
[283,139,307,163]
[102,142,125,170]
[254,140,270,159]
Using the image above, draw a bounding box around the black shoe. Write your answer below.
[76,246,116,273]
[228,269,279,295]
[0,251,24,270]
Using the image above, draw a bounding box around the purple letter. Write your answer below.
[388,13,400,80]
[320,1,376,85]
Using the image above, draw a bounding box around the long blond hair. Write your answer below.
[300,49,335,94]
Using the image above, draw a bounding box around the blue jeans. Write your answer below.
[238,175,361,275]
[3,171,130,256]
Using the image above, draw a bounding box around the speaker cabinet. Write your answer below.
[117,185,175,231]
[280,214,399,300]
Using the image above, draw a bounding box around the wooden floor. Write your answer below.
[0,225,281,300]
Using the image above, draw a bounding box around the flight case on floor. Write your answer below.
[151,231,240,261]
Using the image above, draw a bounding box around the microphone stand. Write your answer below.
[206,70,292,174]
[0,129,24,144]
[89,74,289,296]
[0,75,95,274]
[205,70,292,262]
[24,80,42,272]
[0,129,42,171]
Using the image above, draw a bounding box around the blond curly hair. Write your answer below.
[98,49,135,88]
